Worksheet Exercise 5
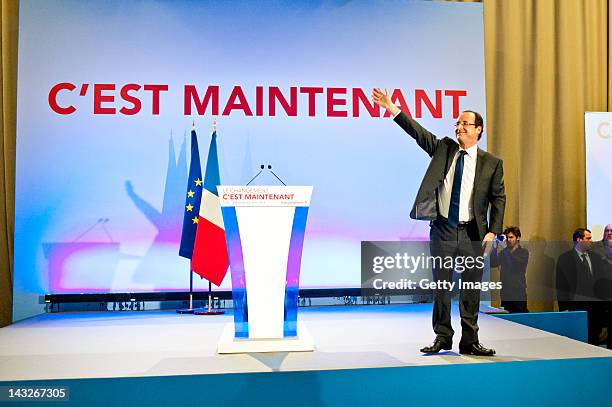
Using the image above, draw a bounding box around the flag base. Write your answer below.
[176,308,195,314]
[194,308,224,315]
[217,322,315,354]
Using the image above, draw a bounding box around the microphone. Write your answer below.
[101,218,114,243]
[246,165,264,186]
[73,218,104,242]
[246,164,287,186]
[268,164,287,186]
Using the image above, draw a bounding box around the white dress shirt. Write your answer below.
[438,144,478,222]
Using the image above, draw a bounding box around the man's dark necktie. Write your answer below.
[581,253,592,278]
[448,150,467,228]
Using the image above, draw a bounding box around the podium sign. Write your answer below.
[217,186,314,353]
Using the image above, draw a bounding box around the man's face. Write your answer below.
[505,232,519,249]
[576,231,593,252]
[604,224,612,241]
[455,111,482,148]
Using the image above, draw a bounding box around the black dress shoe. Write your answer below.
[459,342,496,356]
[420,339,452,353]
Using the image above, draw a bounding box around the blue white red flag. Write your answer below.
[191,131,229,285]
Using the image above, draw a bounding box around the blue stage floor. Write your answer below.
[0,304,610,406]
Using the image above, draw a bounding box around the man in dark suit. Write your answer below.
[372,88,505,356]
[598,240,612,349]
[592,224,612,258]
[556,228,603,344]
[490,226,529,313]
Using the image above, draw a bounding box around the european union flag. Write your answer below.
[179,130,203,259]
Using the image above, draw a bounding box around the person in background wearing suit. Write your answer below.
[598,240,612,348]
[592,224,612,258]
[590,224,611,345]
[490,226,529,313]
[556,228,603,344]
[372,88,506,356]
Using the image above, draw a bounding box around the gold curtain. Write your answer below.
[1,0,18,327]
[485,0,608,238]
[0,1,610,324]
[482,0,609,311]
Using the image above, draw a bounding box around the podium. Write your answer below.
[216,186,315,353]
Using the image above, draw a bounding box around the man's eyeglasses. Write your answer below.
[455,121,477,128]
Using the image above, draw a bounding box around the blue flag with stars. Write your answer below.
[179,130,203,259]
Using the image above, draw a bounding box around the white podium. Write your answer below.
[216,186,314,353]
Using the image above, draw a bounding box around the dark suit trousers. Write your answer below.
[430,218,483,346]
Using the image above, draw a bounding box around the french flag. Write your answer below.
[191,131,229,286]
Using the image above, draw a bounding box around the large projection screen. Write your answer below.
[14,0,486,320]
[585,112,612,239]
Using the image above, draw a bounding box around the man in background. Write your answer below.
[556,228,602,344]
[490,226,529,313]
[598,240,612,348]
[592,224,612,258]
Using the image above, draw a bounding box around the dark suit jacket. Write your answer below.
[591,240,606,259]
[594,258,612,301]
[393,112,506,240]
[556,249,602,310]
[490,245,529,301]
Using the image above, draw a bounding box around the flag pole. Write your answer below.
[195,118,224,316]
[176,266,196,313]
[177,122,200,315]
[208,281,212,312]
[189,267,193,309]
[194,280,224,315]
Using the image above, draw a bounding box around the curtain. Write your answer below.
[483,0,609,311]
[0,0,18,327]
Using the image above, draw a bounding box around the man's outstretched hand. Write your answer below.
[372,88,401,116]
